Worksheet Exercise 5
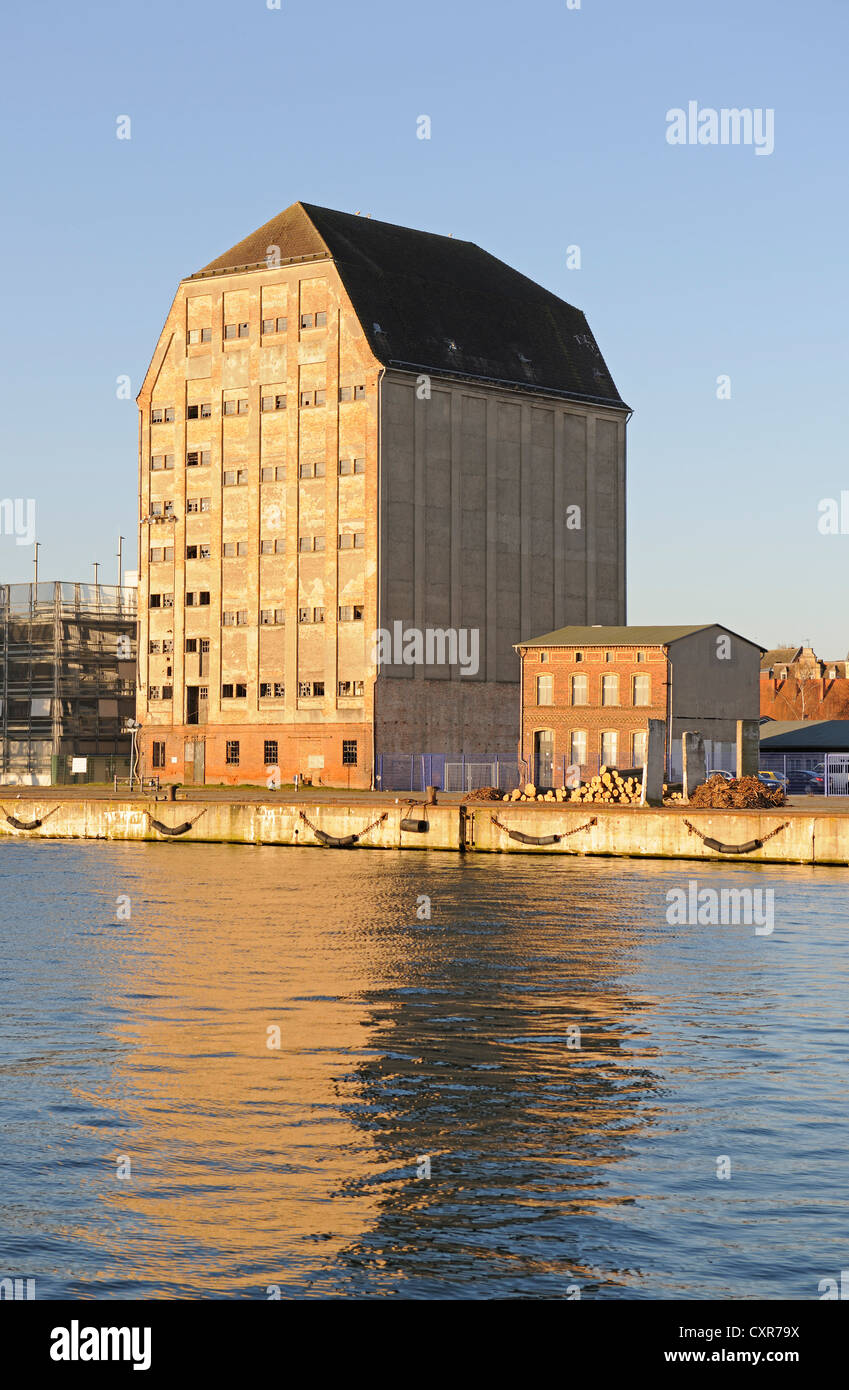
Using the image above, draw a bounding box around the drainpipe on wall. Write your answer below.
[664,646,673,778]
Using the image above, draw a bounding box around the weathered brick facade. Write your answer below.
[517,624,762,785]
[135,203,629,786]
[519,641,668,782]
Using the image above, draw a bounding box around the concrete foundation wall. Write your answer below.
[3,799,849,865]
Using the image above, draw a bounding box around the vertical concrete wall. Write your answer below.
[375,373,627,753]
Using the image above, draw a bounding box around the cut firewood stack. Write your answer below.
[502,766,647,805]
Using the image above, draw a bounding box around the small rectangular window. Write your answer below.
[300,313,314,329]
[201,328,212,343]
[260,609,273,625]
[339,386,353,402]
[224,324,237,340]
[274,608,285,625]
[238,398,249,415]
[314,389,326,406]
[149,639,161,654]
[300,391,314,407]
[264,740,279,763]
[353,385,366,400]
[225,739,240,764]
[238,322,249,338]
[162,685,173,700]
[223,400,236,416]
[151,408,164,423]
[222,684,233,698]
[164,407,175,422]
[314,311,327,328]
[185,545,198,560]
[353,457,365,473]
[152,741,166,768]
[185,638,198,652]
[187,404,199,420]
[187,330,200,345]
[342,740,357,765]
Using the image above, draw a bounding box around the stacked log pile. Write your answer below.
[501,767,644,805]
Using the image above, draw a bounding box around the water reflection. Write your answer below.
[1,842,847,1299]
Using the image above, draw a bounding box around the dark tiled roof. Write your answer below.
[759,719,849,750]
[191,202,627,408]
[516,623,763,651]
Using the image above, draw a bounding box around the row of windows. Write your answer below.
[536,673,652,707]
[150,594,364,619]
[151,382,366,427]
[564,730,648,767]
[151,737,358,769]
[151,454,366,477]
[184,313,327,349]
[539,650,648,665]
[149,605,363,644]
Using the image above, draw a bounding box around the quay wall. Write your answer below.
[1,799,849,865]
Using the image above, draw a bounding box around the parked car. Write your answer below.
[787,769,825,795]
[708,769,734,781]
[758,770,788,790]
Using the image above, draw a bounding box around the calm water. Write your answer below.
[0,840,847,1300]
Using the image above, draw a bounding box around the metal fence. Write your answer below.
[376,754,525,793]
[759,750,834,794]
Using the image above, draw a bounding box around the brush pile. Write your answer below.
[687,774,786,809]
[465,786,503,801]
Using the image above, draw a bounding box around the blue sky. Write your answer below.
[1,0,846,653]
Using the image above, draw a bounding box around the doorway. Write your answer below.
[534,729,554,788]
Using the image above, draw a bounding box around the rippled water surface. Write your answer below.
[1,840,847,1299]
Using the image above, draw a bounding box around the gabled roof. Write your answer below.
[516,623,764,650]
[761,646,799,670]
[189,202,627,408]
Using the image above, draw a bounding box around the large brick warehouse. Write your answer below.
[136,202,628,786]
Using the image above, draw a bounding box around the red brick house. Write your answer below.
[760,646,849,721]
[515,624,762,786]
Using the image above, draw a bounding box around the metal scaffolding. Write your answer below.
[0,581,137,785]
